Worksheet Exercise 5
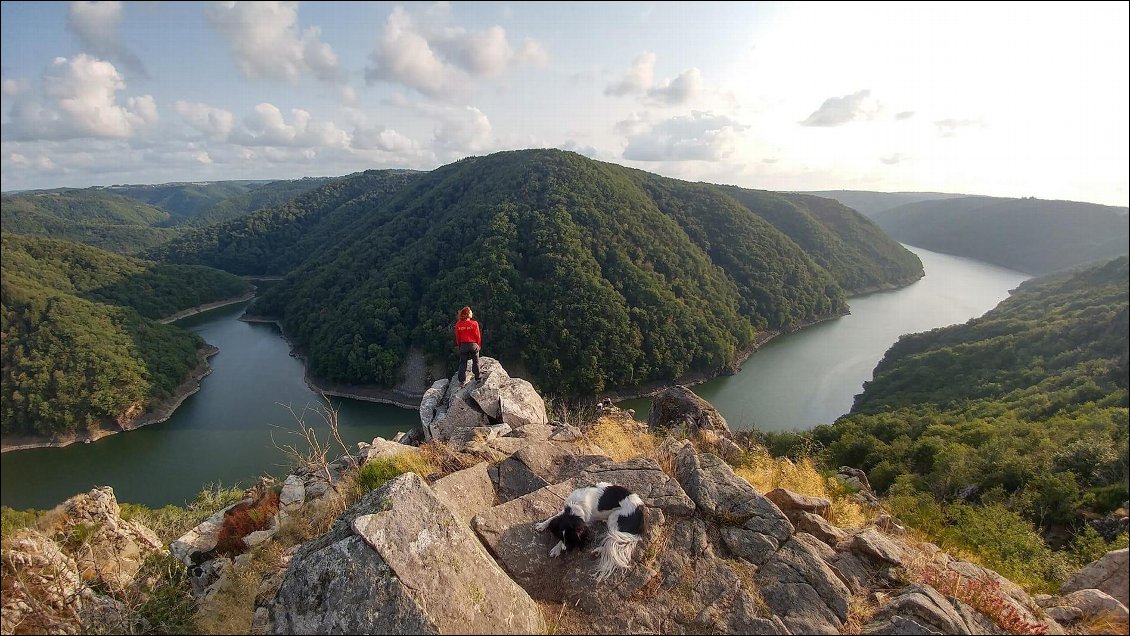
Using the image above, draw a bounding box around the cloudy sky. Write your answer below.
[2,1,1127,206]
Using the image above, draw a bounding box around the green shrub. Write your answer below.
[0,506,45,535]
[357,453,435,493]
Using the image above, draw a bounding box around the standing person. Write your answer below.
[454,306,482,385]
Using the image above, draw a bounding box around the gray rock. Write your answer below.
[870,583,973,635]
[172,500,249,565]
[863,615,942,635]
[279,475,305,508]
[1045,605,1083,623]
[851,527,908,566]
[837,466,873,492]
[432,462,497,526]
[498,377,548,430]
[511,423,555,440]
[578,456,696,517]
[756,536,851,634]
[269,473,543,635]
[647,385,733,438]
[1060,588,1129,623]
[1061,548,1128,607]
[418,378,448,434]
[766,487,832,519]
[674,449,791,534]
[549,424,583,442]
[788,510,847,546]
[360,437,420,465]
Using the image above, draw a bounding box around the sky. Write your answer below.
[1,1,1128,207]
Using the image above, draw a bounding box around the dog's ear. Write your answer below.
[575,523,591,546]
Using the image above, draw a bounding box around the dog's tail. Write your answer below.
[593,527,642,583]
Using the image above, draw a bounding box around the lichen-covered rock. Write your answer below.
[1061,548,1128,607]
[647,385,732,438]
[55,487,163,591]
[756,536,851,634]
[268,473,543,635]
[432,461,497,525]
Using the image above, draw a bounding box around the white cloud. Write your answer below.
[352,125,418,153]
[366,5,548,99]
[514,38,549,67]
[622,111,746,161]
[434,106,492,153]
[67,1,147,77]
[206,1,345,86]
[613,111,652,136]
[3,55,158,141]
[559,140,598,158]
[800,89,878,127]
[647,68,703,106]
[606,52,702,105]
[605,52,655,96]
[174,100,235,140]
[233,103,349,148]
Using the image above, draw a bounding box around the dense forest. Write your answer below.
[0,234,251,438]
[0,178,334,254]
[157,149,923,396]
[866,196,1129,274]
[788,257,1129,585]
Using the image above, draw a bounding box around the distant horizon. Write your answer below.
[4,147,1128,210]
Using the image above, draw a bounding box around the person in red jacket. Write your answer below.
[454,306,482,385]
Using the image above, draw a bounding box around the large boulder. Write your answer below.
[422,357,547,447]
[54,487,163,591]
[647,385,732,438]
[268,472,544,635]
[1061,548,1128,607]
[1,529,88,635]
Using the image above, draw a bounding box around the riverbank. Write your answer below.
[158,291,257,324]
[239,315,427,409]
[0,344,220,454]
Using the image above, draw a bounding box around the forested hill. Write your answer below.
[811,257,1128,583]
[146,170,422,274]
[182,149,922,396]
[1,190,177,254]
[1,234,251,438]
[798,190,965,217]
[869,196,1130,274]
[104,177,335,226]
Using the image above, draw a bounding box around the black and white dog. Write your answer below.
[534,482,646,582]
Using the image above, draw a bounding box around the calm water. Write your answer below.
[621,246,1029,431]
[1,301,416,510]
[2,246,1028,509]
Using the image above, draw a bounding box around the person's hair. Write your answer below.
[459,306,472,320]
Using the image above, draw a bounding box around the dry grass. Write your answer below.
[417,440,481,480]
[1077,611,1130,635]
[842,594,878,635]
[583,414,660,462]
[194,541,285,635]
[538,599,591,635]
[732,447,872,527]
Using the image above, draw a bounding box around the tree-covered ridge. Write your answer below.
[105,181,262,223]
[869,196,1130,274]
[247,149,921,395]
[1,235,252,438]
[813,257,1128,537]
[1,234,250,320]
[146,170,422,275]
[716,188,923,294]
[185,177,336,227]
[1,191,181,254]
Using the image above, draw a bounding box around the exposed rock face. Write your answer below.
[55,487,163,592]
[268,473,544,635]
[0,487,163,636]
[1061,548,1128,607]
[421,357,547,447]
[647,385,733,438]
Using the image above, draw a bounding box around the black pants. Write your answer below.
[457,342,481,383]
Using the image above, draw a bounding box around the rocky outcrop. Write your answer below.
[1061,547,1128,607]
[646,385,733,438]
[267,472,544,634]
[420,357,547,447]
[0,487,163,635]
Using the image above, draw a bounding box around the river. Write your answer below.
[0,302,417,510]
[619,246,1030,430]
[0,245,1028,510]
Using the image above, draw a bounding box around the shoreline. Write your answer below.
[239,315,425,409]
[158,291,257,324]
[1,345,221,454]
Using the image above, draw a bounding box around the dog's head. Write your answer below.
[547,510,591,552]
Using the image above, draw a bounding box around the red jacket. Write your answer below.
[455,319,481,346]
